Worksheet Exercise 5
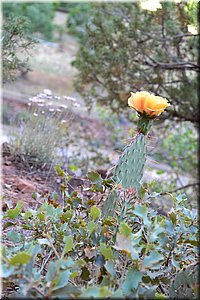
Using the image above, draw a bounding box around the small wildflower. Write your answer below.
[44,89,52,96]
[71,97,77,102]
[38,93,47,98]
[49,108,55,112]
[55,96,61,100]
[33,113,38,117]
[63,96,76,102]
[73,103,80,108]
[29,97,38,103]
[60,104,68,109]
[61,119,67,123]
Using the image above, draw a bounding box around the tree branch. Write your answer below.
[160,182,199,195]
[144,55,199,71]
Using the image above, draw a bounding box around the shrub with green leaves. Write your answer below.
[2,166,198,299]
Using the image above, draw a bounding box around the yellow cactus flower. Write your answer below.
[128,91,170,117]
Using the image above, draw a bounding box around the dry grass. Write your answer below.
[9,91,74,170]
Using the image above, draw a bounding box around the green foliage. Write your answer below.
[72,2,198,123]
[4,201,23,219]
[169,263,198,299]
[66,3,93,38]
[63,236,74,255]
[90,206,101,220]
[2,185,198,298]
[87,171,104,192]
[161,122,198,174]
[2,15,36,82]
[3,3,55,40]
[184,0,198,28]
[9,252,32,266]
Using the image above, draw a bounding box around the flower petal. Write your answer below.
[128,91,170,117]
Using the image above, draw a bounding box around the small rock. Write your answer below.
[4,161,11,166]
[16,178,36,193]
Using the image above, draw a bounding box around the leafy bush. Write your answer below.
[2,168,198,298]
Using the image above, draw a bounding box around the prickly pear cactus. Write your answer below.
[102,190,119,219]
[102,91,170,218]
[102,133,146,217]
[114,133,146,190]
[169,263,198,299]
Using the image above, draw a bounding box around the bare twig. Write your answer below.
[32,286,46,298]
[120,255,129,286]
[39,250,53,274]
[45,234,60,259]
[160,182,199,195]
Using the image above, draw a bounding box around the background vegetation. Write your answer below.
[72,2,199,123]
[3,3,56,40]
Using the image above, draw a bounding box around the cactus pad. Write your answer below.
[102,190,119,219]
[114,133,146,190]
